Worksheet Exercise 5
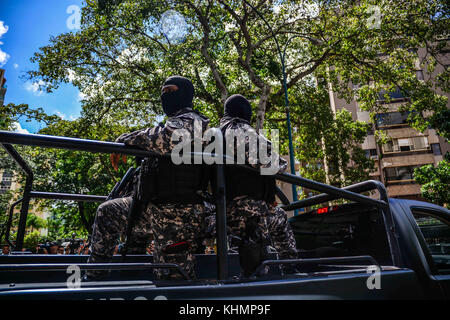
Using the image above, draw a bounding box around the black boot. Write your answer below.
[238,240,269,278]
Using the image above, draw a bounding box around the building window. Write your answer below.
[1,180,11,187]
[0,186,10,194]
[2,171,13,178]
[431,143,442,156]
[378,87,408,102]
[365,149,378,159]
[384,165,421,182]
[382,136,429,153]
[376,112,410,128]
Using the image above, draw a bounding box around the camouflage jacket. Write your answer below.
[219,116,287,173]
[116,108,210,154]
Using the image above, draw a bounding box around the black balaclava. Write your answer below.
[161,76,194,116]
[224,94,252,123]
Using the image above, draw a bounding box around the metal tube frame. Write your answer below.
[252,255,380,277]
[3,198,23,249]
[0,130,403,277]
[1,143,34,251]
[0,263,190,279]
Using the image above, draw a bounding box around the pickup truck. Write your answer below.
[0,131,449,300]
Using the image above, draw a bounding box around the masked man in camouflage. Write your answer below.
[216,94,298,277]
[87,76,213,280]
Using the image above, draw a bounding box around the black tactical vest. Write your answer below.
[137,157,210,204]
[217,118,277,203]
[224,165,276,203]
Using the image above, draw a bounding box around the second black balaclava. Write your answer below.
[224,94,252,123]
[161,76,195,116]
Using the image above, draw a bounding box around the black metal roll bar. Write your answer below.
[3,198,23,248]
[281,179,388,211]
[0,130,402,278]
[252,255,380,277]
[0,263,190,279]
[29,192,107,203]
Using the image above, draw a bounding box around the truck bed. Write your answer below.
[0,254,424,300]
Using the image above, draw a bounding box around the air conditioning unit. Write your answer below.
[370,155,379,160]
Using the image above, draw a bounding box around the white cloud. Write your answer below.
[55,111,67,120]
[273,4,281,14]
[0,21,9,67]
[13,63,19,69]
[55,110,78,121]
[0,48,9,67]
[24,80,47,96]
[117,45,149,65]
[12,122,30,134]
[0,21,8,38]
[77,91,86,101]
[66,68,79,83]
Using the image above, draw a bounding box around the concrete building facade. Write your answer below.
[0,69,6,107]
[328,48,450,201]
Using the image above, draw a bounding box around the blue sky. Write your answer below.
[1,0,84,133]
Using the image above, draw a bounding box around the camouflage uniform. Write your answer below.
[220,116,298,263]
[89,108,213,280]
[89,197,153,262]
[266,205,298,260]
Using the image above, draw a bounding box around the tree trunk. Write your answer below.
[321,136,331,185]
[255,85,271,131]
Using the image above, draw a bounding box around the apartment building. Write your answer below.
[329,47,450,201]
[0,69,6,107]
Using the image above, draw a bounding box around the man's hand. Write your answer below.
[110,153,127,171]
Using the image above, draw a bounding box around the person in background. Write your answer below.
[57,246,65,255]
[1,244,10,255]
[48,242,59,255]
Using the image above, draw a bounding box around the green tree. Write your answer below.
[414,153,450,207]
[30,118,133,237]
[23,231,45,253]
[267,82,375,189]
[0,103,60,239]
[28,0,449,134]
[26,213,48,230]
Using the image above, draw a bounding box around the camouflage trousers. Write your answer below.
[266,205,298,260]
[226,197,270,246]
[206,197,297,259]
[88,197,213,280]
[88,197,153,275]
[147,201,214,280]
